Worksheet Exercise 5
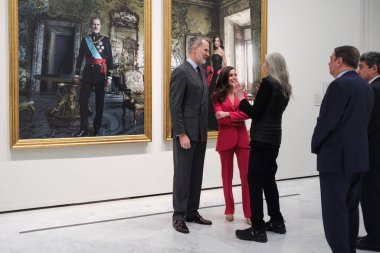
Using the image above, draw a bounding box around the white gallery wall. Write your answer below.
[360,0,380,52]
[0,0,365,212]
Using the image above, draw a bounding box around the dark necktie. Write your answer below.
[197,66,202,80]
[196,66,204,93]
[196,66,203,81]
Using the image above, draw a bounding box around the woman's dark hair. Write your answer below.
[213,36,224,50]
[214,66,234,103]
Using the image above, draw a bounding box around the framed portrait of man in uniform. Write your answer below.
[163,0,267,140]
[9,0,152,148]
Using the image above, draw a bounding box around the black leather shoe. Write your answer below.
[93,130,101,136]
[357,235,365,240]
[93,127,100,136]
[266,220,286,234]
[173,220,189,234]
[235,227,268,242]
[185,213,212,225]
[356,237,380,252]
[75,129,88,137]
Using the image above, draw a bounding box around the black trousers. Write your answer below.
[172,138,207,221]
[320,172,362,253]
[79,65,106,132]
[248,142,283,229]
[361,169,380,245]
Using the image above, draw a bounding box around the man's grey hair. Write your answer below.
[360,51,380,74]
[90,17,101,24]
[187,36,204,54]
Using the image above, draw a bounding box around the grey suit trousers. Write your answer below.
[172,137,207,220]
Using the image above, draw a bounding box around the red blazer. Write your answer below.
[213,95,250,151]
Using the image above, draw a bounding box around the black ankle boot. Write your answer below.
[265,220,286,234]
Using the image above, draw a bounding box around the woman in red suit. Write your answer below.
[213,66,251,224]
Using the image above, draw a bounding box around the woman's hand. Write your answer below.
[215,111,229,119]
[233,80,245,101]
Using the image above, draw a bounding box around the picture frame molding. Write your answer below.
[9,0,152,149]
[163,0,267,141]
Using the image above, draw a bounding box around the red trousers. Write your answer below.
[218,147,251,218]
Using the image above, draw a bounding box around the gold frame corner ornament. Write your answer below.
[9,0,152,149]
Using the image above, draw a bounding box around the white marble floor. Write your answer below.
[0,177,371,253]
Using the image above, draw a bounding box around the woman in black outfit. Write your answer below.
[208,36,227,131]
[235,52,292,243]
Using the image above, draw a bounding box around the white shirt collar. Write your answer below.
[336,70,351,78]
[369,75,380,84]
[186,58,198,72]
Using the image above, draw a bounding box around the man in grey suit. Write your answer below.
[356,51,380,252]
[170,36,211,233]
[312,46,374,253]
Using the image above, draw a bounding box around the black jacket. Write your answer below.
[369,76,380,170]
[239,76,289,147]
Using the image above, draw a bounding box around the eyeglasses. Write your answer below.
[357,64,373,70]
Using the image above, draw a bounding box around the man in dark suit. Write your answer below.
[170,36,211,233]
[356,51,380,252]
[311,46,374,253]
[74,17,113,137]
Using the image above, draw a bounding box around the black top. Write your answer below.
[208,54,224,131]
[239,76,289,147]
[211,54,223,72]
[75,33,113,77]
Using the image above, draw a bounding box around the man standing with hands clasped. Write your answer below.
[356,51,380,252]
[74,17,113,137]
[311,46,374,253]
[170,36,211,234]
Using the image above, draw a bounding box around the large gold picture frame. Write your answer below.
[9,0,152,148]
[164,0,267,140]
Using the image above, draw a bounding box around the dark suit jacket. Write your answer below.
[170,61,208,142]
[75,34,113,78]
[311,70,374,173]
[213,95,250,151]
[369,76,380,170]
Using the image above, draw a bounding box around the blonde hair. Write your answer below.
[265,52,292,97]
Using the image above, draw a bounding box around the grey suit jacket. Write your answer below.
[170,61,208,142]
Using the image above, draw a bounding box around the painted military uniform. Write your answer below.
[75,32,113,136]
